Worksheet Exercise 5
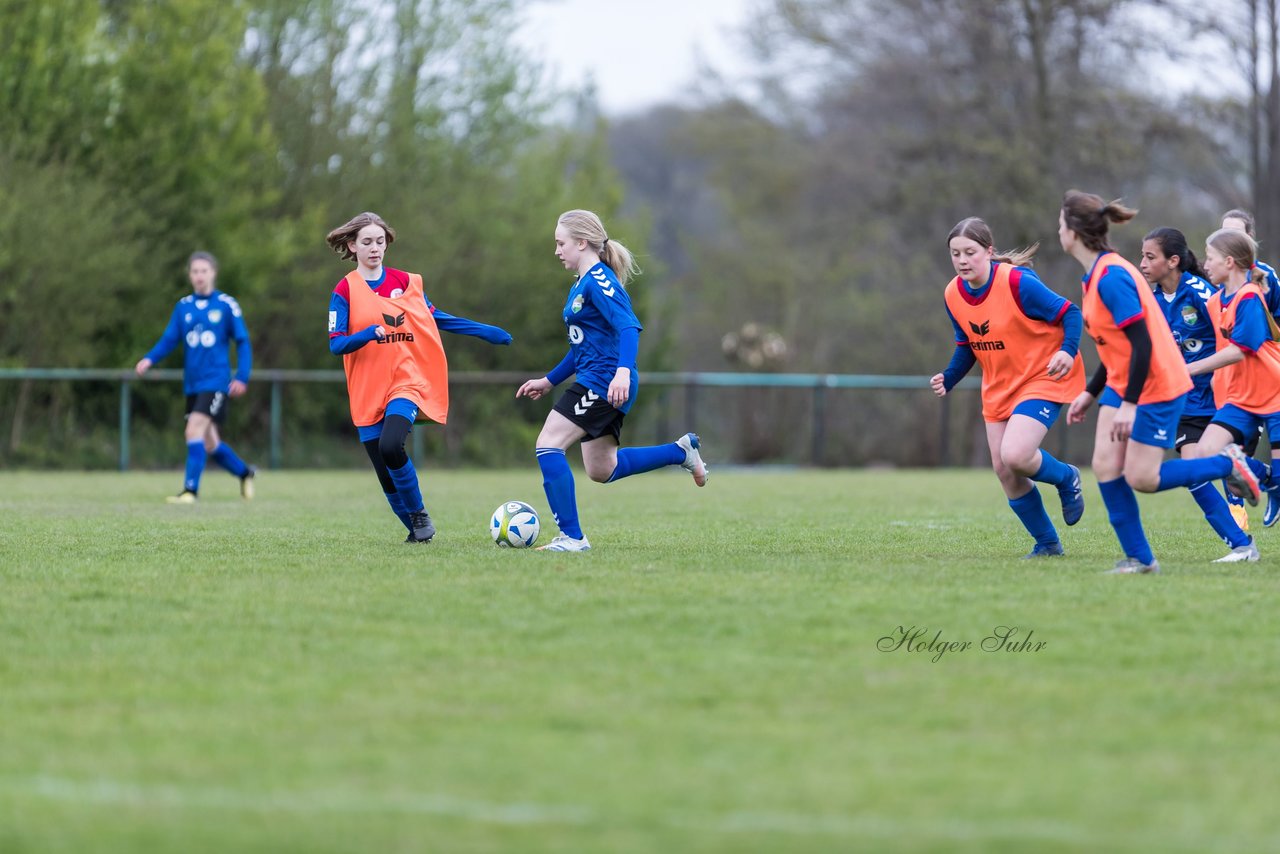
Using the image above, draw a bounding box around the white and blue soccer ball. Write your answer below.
[490,500,540,548]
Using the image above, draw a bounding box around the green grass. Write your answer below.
[2,467,1279,853]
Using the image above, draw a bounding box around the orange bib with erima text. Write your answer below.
[1082,252,1192,405]
[1206,283,1280,413]
[342,270,448,427]
[942,263,1085,422]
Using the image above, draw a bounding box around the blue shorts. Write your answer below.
[355,398,419,442]
[1212,403,1280,446]
[1099,387,1184,449]
[1010,399,1063,430]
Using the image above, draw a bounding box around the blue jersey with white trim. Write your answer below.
[144,290,252,395]
[1255,259,1280,322]
[1154,272,1218,417]
[563,263,643,413]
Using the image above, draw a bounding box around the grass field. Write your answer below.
[2,466,1279,853]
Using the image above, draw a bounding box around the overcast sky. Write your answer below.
[513,0,758,114]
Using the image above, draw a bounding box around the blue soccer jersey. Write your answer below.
[1154,271,1219,417]
[1256,259,1280,323]
[563,263,643,413]
[144,290,252,394]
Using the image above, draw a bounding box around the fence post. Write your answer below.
[270,380,283,470]
[685,378,698,433]
[119,379,131,472]
[939,394,950,467]
[811,382,826,466]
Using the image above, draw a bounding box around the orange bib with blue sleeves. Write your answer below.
[341,270,449,427]
[942,264,1085,422]
[1206,283,1280,413]
[1082,252,1192,405]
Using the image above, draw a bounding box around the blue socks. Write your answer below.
[1098,477,1155,565]
[210,442,250,478]
[1157,456,1231,491]
[1189,482,1250,548]
[607,443,685,483]
[183,440,206,493]
[1031,451,1072,487]
[537,447,583,539]
[383,489,413,532]
[1009,487,1059,547]
[387,459,425,514]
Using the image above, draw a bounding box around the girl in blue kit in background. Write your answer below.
[1138,227,1257,562]
[515,209,708,552]
[135,251,256,503]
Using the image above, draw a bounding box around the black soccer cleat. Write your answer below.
[406,510,435,543]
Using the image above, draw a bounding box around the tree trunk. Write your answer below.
[9,379,30,452]
[1262,0,1280,253]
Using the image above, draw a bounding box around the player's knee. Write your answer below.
[585,462,613,483]
[1125,469,1159,493]
[378,434,408,469]
[1001,448,1038,477]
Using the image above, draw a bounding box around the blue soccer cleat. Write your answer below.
[1057,464,1084,526]
[1022,541,1065,559]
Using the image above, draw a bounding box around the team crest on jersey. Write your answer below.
[1181,305,1199,326]
[571,295,584,314]
[208,309,222,323]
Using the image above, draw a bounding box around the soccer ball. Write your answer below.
[490,500,540,548]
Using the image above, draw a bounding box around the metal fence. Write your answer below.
[0,367,1003,470]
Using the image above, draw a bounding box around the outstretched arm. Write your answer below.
[432,308,512,345]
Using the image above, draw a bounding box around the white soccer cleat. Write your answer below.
[1220,443,1261,506]
[1213,538,1260,564]
[1105,557,1161,575]
[537,534,592,552]
[676,433,708,486]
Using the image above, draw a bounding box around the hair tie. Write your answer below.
[602,238,609,249]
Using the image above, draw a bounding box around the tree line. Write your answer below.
[3,0,1278,467]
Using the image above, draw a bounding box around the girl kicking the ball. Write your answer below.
[515,209,708,552]
[327,211,513,544]
[930,217,1087,560]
